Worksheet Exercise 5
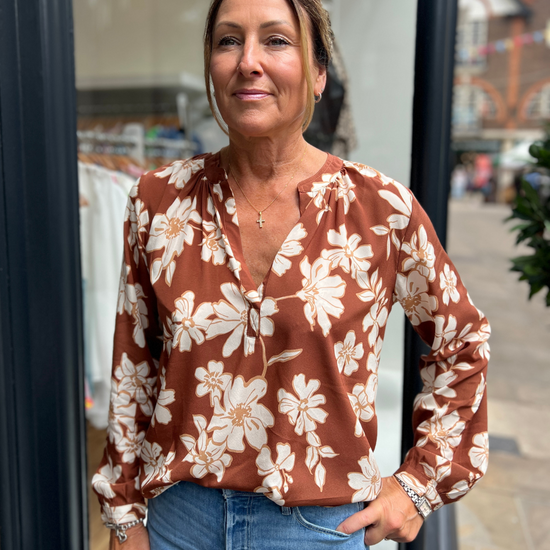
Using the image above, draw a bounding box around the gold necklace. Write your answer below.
[229,144,308,229]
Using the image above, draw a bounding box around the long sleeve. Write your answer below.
[393,195,490,511]
[91,180,162,524]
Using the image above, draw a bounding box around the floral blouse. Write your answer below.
[92,152,490,525]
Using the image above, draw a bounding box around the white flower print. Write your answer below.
[296,256,346,337]
[475,323,491,360]
[208,376,274,452]
[417,407,466,461]
[212,183,223,202]
[471,374,486,414]
[401,225,437,282]
[414,365,458,411]
[343,160,378,179]
[439,264,460,305]
[356,268,383,305]
[347,450,382,503]
[336,173,357,214]
[322,224,373,279]
[225,197,239,226]
[272,224,308,277]
[154,158,205,189]
[334,331,364,376]
[181,416,233,482]
[249,298,279,338]
[370,183,413,259]
[278,374,328,436]
[114,353,156,416]
[141,441,176,485]
[200,221,227,266]
[171,291,213,353]
[125,197,149,267]
[447,473,478,500]
[107,381,136,444]
[348,374,377,437]
[420,457,449,510]
[367,336,383,372]
[195,360,232,406]
[395,472,427,496]
[206,283,251,357]
[395,271,438,326]
[92,456,122,499]
[303,431,338,492]
[448,323,481,353]
[469,432,489,474]
[115,426,146,464]
[432,315,458,354]
[362,296,389,346]
[255,443,295,505]
[117,265,149,348]
[147,196,202,286]
[151,367,175,426]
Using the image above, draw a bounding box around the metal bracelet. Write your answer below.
[105,518,145,543]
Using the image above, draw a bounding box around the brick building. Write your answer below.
[452,0,550,159]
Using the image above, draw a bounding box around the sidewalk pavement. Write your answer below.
[447,198,550,550]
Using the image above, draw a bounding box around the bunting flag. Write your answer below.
[457,20,550,63]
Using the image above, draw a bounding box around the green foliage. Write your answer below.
[508,125,550,307]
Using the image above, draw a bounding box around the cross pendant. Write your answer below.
[257,211,265,228]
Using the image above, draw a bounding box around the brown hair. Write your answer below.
[203,0,333,133]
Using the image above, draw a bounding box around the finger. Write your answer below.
[336,501,381,534]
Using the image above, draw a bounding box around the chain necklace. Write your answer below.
[228,144,308,229]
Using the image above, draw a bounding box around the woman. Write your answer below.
[93,0,490,548]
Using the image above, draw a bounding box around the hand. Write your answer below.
[109,524,150,550]
[336,476,424,545]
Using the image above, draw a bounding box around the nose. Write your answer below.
[238,40,263,77]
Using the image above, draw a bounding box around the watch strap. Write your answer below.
[394,475,432,519]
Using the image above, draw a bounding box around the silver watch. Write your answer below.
[394,476,432,519]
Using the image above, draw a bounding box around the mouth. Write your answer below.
[234,90,271,101]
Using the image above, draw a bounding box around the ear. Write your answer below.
[314,64,327,96]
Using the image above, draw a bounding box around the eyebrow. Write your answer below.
[215,20,292,30]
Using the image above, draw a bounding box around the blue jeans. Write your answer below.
[147,481,368,549]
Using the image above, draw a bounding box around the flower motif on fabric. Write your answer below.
[395,271,438,326]
[181,415,233,482]
[362,293,389,347]
[114,353,156,416]
[475,323,491,360]
[296,256,346,337]
[125,196,149,267]
[141,441,176,485]
[154,158,205,189]
[100,503,143,526]
[207,283,252,357]
[117,265,149,348]
[343,160,378,179]
[370,182,413,259]
[255,443,296,506]
[348,374,377,437]
[92,456,122,499]
[170,291,213,353]
[322,224,373,280]
[334,331,364,376]
[195,360,232,406]
[347,450,382,503]
[439,264,460,305]
[151,367,175,426]
[420,456,451,510]
[432,315,458,355]
[414,365,458,412]
[272,223,308,277]
[417,406,466,461]
[278,374,328,436]
[401,225,437,282]
[471,374,486,414]
[200,220,227,266]
[147,196,202,286]
[208,376,275,452]
[249,298,279,339]
[367,336,383,372]
[107,380,136,444]
[335,173,357,214]
[114,425,146,464]
[469,432,489,475]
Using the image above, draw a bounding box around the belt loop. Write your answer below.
[281,506,292,516]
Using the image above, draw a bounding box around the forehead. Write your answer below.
[215,0,300,26]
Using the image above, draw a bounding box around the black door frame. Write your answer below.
[0,0,88,548]
[0,0,457,548]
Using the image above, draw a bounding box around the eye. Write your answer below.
[267,36,290,47]
[217,36,239,47]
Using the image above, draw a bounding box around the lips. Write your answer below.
[234,89,271,100]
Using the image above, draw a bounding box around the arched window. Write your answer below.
[524,84,550,120]
[453,84,497,132]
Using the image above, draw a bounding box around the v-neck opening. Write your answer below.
[205,151,344,298]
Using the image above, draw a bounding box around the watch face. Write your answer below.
[418,499,432,519]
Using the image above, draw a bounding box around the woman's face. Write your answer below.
[210,0,326,140]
